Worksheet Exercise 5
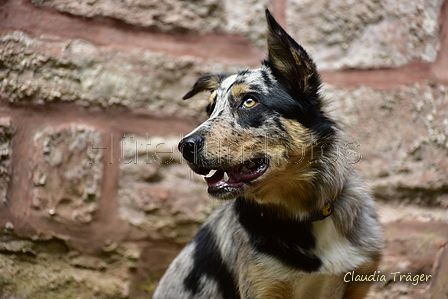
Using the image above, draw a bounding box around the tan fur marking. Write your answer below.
[243,261,293,299]
[249,159,318,217]
[208,90,217,106]
[201,129,266,167]
[293,52,316,90]
[204,76,224,91]
[281,118,315,152]
[230,83,250,100]
[247,118,320,215]
[253,282,292,299]
[271,58,289,77]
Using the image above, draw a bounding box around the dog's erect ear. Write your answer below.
[183,74,228,100]
[264,9,320,96]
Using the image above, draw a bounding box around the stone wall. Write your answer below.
[0,0,447,298]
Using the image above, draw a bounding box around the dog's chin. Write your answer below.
[188,158,269,199]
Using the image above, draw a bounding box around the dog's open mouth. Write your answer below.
[193,158,269,197]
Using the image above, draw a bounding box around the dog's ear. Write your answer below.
[183,74,227,100]
[264,9,320,96]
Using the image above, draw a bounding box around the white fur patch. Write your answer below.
[313,217,369,274]
[210,74,237,119]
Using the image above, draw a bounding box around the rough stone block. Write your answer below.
[287,0,444,69]
[431,244,448,298]
[117,135,214,244]
[0,117,14,205]
[325,83,448,207]
[31,0,268,47]
[32,124,103,224]
[366,216,448,299]
[0,32,242,120]
[0,237,130,299]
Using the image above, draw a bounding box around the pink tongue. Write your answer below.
[237,172,255,182]
[205,170,225,186]
[204,167,262,187]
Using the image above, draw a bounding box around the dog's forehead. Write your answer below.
[217,68,268,96]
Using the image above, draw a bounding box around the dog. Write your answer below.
[153,9,383,299]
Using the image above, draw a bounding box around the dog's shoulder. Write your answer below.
[153,202,243,299]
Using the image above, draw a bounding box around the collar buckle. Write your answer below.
[310,192,338,222]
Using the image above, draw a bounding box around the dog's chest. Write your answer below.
[235,199,368,274]
[234,206,370,299]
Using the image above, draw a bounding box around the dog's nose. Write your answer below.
[178,134,204,163]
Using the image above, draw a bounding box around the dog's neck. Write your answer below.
[245,160,346,221]
[241,187,339,222]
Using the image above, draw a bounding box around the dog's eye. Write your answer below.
[242,97,258,108]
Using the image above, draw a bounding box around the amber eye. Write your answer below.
[242,97,257,108]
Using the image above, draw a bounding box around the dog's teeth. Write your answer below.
[223,172,229,182]
[204,169,217,179]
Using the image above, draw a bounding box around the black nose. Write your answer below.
[178,134,204,163]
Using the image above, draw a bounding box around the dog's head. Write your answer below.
[179,10,337,207]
